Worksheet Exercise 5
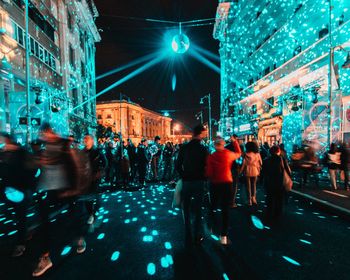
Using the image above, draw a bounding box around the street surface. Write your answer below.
[0,184,350,280]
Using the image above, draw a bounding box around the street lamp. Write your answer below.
[200,93,212,143]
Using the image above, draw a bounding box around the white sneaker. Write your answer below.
[220,236,228,245]
[12,245,25,257]
[87,215,94,225]
[32,256,53,277]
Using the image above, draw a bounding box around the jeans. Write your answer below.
[210,183,231,236]
[181,180,205,242]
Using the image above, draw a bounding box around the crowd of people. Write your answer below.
[1,122,349,276]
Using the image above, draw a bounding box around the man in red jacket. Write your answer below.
[206,138,241,245]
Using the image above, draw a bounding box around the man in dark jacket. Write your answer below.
[162,142,174,181]
[176,125,208,246]
[126,139,137,182]
[225,134,240,208]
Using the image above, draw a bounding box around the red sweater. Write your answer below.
[206,142,241,183]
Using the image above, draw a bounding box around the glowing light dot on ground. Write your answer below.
[171,33,190,54]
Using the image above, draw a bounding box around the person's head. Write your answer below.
[245,141,259,153]
[230,134,238,143]
[214,138,225,151]
[154,136,161,143]
[166,141,171,147]
[264,142,269,147]
[269,145,281,156]
[279,143,285,150]
[141,138,148,146]
[84,135,94,150]
[192,124,207,140]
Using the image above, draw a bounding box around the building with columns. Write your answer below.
[96,100,172,144]
[0,0,100,142]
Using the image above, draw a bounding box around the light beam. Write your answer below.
[189,50,221,74]
[71,54,166,112]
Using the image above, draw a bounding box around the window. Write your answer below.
[319,27,329,39]
[18,27,24,46]
[251,104,257,114]
[39,46,44,61]
[264,67,270,76]
[34,41,39,57]
[81,61,85,77]
[29,37,35,54]
[267,97,274,110]
[97,115,102,119]
[107,114,112,119]
[69,45,75,69]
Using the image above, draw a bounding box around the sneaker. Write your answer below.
[248,199,252,206]
[12,245,25,257]
[220,236,228,245]
[76,238,86,254]
[87,215,94,225]
[32,255,53,277]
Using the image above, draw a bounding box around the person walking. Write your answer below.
[326,143,341,190]
[206,138,241,245]
[263,145,292,223]
[240,141,262,206]
[32,123,79,277]
[151,136,162,181]
[225,134,241,208]
[176,125,208,247]
[340,142,350,190]
[126,139,137,182]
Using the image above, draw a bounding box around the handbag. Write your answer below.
[172,179,183,208]
[281,157,293,192]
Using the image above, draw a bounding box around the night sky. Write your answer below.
[93,0,220,128]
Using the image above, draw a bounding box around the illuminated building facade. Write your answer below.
[96,100,172,144]
[0,0,100,142]
[214,0,350,152]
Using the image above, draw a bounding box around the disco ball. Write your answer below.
[171,33,190,54]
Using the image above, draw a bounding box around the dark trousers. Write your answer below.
[12,191,30,245]
[181,180,205,243]
[230,170,239,205]
[151,156,160,180]
[210,183,231,236]
[138,163,147,185]
[266,189,285,221]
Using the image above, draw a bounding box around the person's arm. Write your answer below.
[230,140,242,162]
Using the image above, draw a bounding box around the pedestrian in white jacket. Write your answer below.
[240,141,262,206]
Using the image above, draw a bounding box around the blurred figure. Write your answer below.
[326,143,341,190]
[0,133,35,257]
[120,149,130,188]
[137,138,150,186]
[263,145,291,223]
[240,142,262,206]
[225,134,241,208]
[279,143,287,159]
[206,138,241,245]
[83,135,106,224]
[162,142,174,182]
[176,125,208,247]
[340,142,350,190]
[260,142,270,161]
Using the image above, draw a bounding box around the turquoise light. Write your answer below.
[282,256,301,266]
[165,254,173,265]
[223,273,230,280]
[140,227,147,232]
[8,230,18,236]
[164,242,172,250]
[151,230,158,236]
[147,263,156,275]
[171,33,190,54]
[111,251,120,261]
[5,187,24,203]
[61,246,72,256]
[211,234,219,241]
[124,219,130,224]
[161,257,169,268]
[299,239,312,245]
[251,215,264,230]
[97,233,105,240]
[143,235,153,242]
[35,168,41,178]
